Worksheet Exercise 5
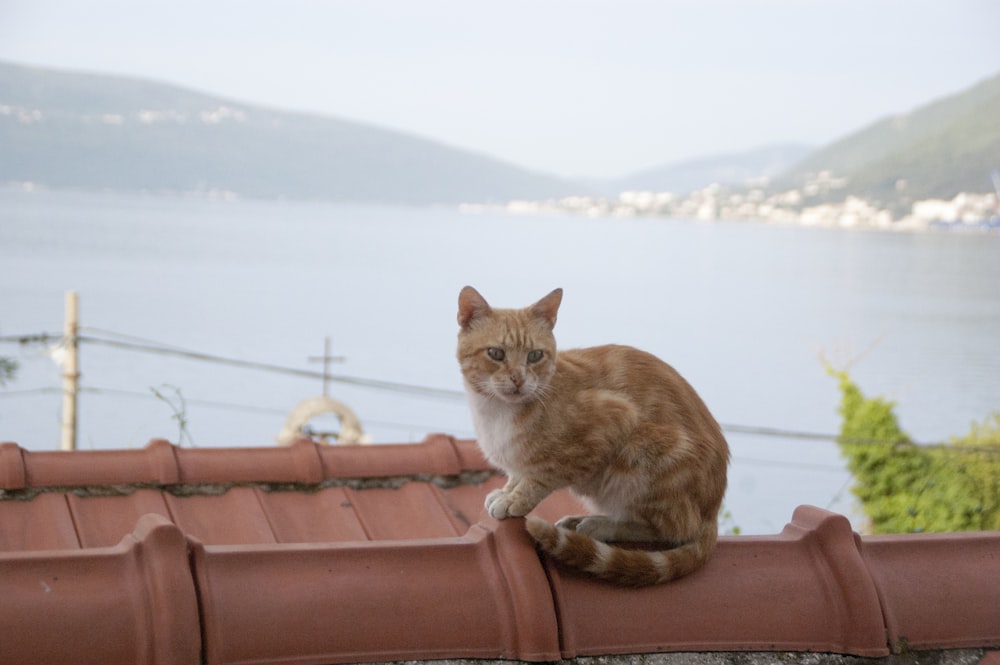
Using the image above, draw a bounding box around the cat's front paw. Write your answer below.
[485,488,532,519]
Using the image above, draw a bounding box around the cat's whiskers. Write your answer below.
[530,382,556,413]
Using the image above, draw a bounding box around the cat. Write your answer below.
[456,285,730,587]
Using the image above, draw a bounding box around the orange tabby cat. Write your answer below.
[457,286,730,587]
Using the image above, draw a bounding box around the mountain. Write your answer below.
[0,61,580,205]
[777,72,1000,208]
[603,143,813,195]
[5,60,996,209]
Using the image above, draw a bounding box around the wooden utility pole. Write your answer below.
[59,291,79,451]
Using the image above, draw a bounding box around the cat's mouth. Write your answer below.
[487,384,531,404]
[473,378,534,404]
[496,384,534,403]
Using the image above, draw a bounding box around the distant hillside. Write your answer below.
[0,61,579,205]
[605,143,813,195]
[778,72,1000,208]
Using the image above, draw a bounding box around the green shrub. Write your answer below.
[827,364,999,533]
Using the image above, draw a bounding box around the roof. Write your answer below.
[1,434,998,665]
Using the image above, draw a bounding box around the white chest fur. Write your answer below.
[466,389,519,472]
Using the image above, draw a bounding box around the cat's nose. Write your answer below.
[510,373,525,388]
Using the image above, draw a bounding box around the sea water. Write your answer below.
[2,189,998,533]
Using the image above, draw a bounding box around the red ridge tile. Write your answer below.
[0,513,199,665]
[190,517,561,664]
[479,518,564,661]
[545,505,889,658]
[0,493,78,551]
[0,436,489,491]
[452,437,492,471]
[128,514,203,665]
[0,441,26,489]
[861,530,1000,652]
[11,440,180,488]
[317,433,463,478]
[175,439,323,484]
[4,433,1000,664]
[145,438,182,483]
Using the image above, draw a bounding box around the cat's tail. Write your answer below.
[524,516,717,587]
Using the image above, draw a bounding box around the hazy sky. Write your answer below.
[2,0,998,179]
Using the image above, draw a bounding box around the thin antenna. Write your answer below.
[307,337,345,397]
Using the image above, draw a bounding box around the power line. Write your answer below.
[0,387,63,398]
[0,382,473,437]
[88,385,291,416]
[719,423,837,442]
[4,381,996,457]
[2,329,998,454]
[731,456,846,472]
[80,326,205,353]
[0,332,466,401]
[4,319,993,512]
[3,384,851,470]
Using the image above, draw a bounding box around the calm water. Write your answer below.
[2,189,998,533]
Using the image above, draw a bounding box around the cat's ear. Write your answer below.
[458,286,492,329]
[530,288,563,329]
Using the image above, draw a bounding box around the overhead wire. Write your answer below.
[4,327,997,517]
[0,331,466,401]
[2,329,997,457]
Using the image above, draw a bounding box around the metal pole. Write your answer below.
[59,291,79,451]
[308,336,345,398]
[321,337,331,397]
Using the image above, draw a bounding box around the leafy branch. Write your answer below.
[824,359,999,533]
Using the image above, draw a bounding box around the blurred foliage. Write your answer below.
[0,357,17,386]
[827,364,1000,533]
[719,507,742,536]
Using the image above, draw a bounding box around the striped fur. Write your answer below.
[457,287,730,587]
[525,516,718,587]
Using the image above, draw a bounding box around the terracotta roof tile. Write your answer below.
[0,492,77,550]
[345,483,464,539]
[167,488,278,546]
[191,518,562,664]
[19,438,180,487]
[1,435,998,665]
[175,438,323,484]
[317,434,470,477]
[0,441,27,488]
[68,489,172,548]
[861,531,1000,652]
[256,486,369,542]
[548,506,886,657]
[982,652,1000,665]
[1,513,200,664]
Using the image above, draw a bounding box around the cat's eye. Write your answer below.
[527,350,544,363]
[486,347,505,362]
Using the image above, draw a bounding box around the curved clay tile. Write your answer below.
[0,513,199,664]
[0,437,998,664]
